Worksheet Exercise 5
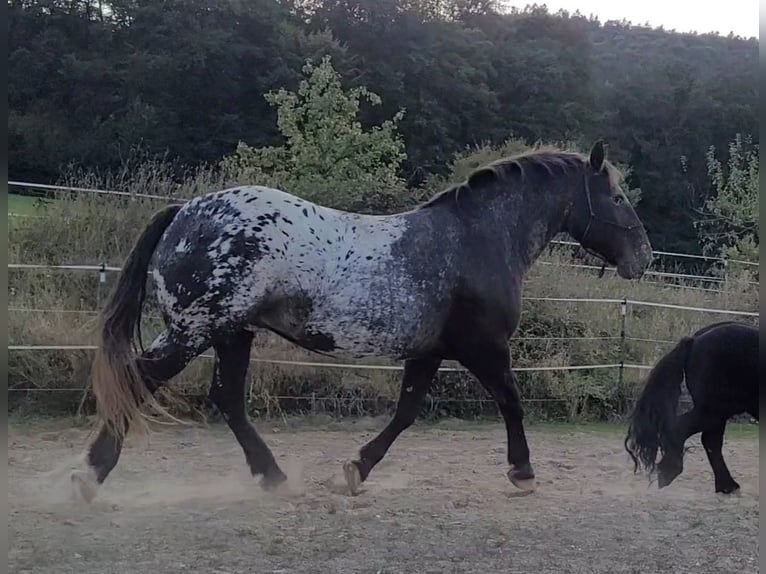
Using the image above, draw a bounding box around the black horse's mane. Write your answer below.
[419,147,621,210]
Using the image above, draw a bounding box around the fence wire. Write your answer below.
[8,258,758,286]
[10,180,758,268]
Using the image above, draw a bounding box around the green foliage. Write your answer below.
[697,134,758,265]
[8,0,759,255]
[221,56,409,212]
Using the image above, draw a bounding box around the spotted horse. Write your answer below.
[71,141,653,502]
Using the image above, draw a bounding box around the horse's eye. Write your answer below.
[612,195,624,205]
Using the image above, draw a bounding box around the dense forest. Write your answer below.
[8,0,759,254]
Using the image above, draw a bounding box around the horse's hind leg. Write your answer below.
[343,356,441,495]
[701,420,740,494]
[208,331,287,489]
[656,409,702,488]
[72,329,207,502]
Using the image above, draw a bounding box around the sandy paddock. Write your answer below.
[8,419,759,573]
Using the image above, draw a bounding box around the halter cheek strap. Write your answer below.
[579,173,640,277]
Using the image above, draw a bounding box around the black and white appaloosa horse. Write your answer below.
[72,141,653,502]
[625,321,758,494]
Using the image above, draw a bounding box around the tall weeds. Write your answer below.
[8,161,758,421]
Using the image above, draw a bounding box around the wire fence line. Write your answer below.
[5,308,628,343]
[7,348,651,395]
[7,259,758,288]
[535,261,756,285]
[548,238,758,267]
[8,339,653,397]
[8,262,123,272]
[4,385,612,410]
[5,348,646,373]
[8,180,182,202]
[8,272,756,391]
[7,293,758,318]
[8,180,759,268]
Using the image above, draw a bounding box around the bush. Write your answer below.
[220,55,411,214]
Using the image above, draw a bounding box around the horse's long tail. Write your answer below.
[624,335,695,474]
[91,204,182,439]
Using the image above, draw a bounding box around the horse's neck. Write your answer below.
[495,184,572,272]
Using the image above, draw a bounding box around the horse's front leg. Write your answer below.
[343,356,441,495]
[457,344,535,493]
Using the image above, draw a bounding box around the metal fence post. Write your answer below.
[96,263,106,309]
[618,297,628,391]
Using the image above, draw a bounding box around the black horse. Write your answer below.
[625,321,758,494]
[72,141,653,502]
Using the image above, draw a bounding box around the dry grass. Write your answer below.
[8,165,759,421]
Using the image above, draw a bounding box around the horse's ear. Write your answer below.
[467,167,497,189]
[589,140,607,171]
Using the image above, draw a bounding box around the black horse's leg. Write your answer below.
[458,346,535,492]
[73,329,207,502]
[209,331,287,489]
[343,356,441,494]
[657,409,703,488]
[701,420,740,494]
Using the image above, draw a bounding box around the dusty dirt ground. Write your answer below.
[8,418,759,574]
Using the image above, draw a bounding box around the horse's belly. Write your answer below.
[306,310,418,359]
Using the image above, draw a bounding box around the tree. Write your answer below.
[696,133,758,269]
[221,55,409,213]
[9,0,759,257]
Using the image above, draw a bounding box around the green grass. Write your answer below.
[8,193,51,216]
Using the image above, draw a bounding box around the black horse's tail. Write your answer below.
[624,336,695,474]
[91,204,182,439]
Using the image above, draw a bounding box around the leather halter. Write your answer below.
[578,172,640,277]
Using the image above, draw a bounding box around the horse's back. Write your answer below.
[686,322,758,415]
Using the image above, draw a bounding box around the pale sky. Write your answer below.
[505,0,759,39]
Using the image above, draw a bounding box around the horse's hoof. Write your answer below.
[260,470,288,492]
[71,470,98,503]
[343,461,362,496]
[509,476,536,493]
[657,471,677,489]
[717,483,741,495]
[507,467,536,493]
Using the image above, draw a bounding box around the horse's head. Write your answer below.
[566,141,653,279]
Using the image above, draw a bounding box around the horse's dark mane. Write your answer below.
[419,147,621,209]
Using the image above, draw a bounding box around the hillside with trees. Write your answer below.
[8,0,759,255]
